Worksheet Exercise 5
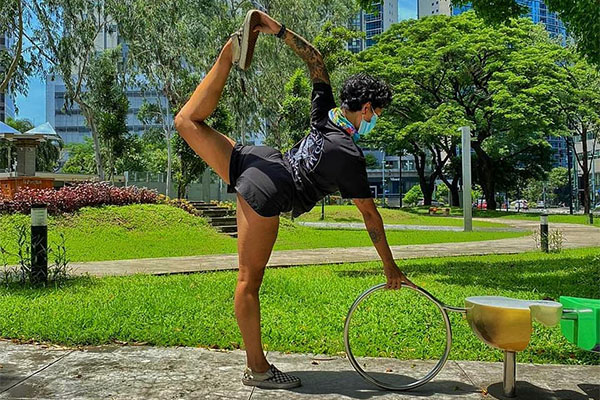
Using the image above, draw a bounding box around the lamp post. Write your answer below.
[567,136,574,215]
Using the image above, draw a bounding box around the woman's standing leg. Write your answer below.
[235,193,279,372]
[174,39,237,184]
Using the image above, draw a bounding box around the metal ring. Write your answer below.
[344,283,453,391]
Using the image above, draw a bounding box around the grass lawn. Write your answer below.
[0,205,527,263]
[403,205,600,227]
[0,248,598,365]
[296,205,505,227]
[474,210,600,226]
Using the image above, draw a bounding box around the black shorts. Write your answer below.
[227,143,295,217]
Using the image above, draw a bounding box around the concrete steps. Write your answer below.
[190,201,237,237]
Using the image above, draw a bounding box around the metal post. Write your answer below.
[382,150,386,207]
[503,351,516,397]
[567,137,573,215]
[590,212,594,225]
[540,213,549,253]
[7,145,11,175]
[320,197,325,220]
[30,204,48,285]
[399,153,403,208]
[460,127,472,232]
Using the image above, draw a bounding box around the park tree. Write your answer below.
[0,0,30,95]
[111,0,358,199]
[85,48,129,182]
[266,68,311,151]
[61,139,96,174]
[356,13,568,209]
[549,166,570,205]
[357,0,600,67]
[21,0,126,180]
[266,22,362,152]
[555,55,600,213]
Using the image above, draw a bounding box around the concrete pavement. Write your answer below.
[0,341,598,399]
[69,219,600,277]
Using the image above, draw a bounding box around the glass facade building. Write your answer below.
[452,1,566,38]
[348,2,398,53]
[46,20,165,144]
[0,31,16,122]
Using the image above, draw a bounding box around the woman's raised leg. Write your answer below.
[174,39,237,184]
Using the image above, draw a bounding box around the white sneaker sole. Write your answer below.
[242,378,302,389]
[238,10,261,71]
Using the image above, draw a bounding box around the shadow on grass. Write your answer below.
[336,253,600,299]
[0,274,98,298]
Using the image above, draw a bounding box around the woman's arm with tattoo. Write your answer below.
[253,11,329,84]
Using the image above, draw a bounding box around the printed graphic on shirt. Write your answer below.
[285,129,324,182]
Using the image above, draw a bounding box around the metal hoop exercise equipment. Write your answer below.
[344,282,597,398]
[343,283,466,391]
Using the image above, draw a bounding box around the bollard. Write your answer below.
[589,212,594,225]
[30,204,48,284]
[540,213,549,253]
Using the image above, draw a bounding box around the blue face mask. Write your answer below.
[357,105,378,136]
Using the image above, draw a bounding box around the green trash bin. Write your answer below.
[559,296,600,352]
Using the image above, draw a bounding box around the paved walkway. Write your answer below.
[70,219,600,277]
[0,341,597,399]
[296,221,525,232]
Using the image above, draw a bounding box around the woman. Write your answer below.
[175,9,415,390]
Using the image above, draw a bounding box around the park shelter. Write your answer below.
[0,122,61,198]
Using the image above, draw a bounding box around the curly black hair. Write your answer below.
[339,73,393,112]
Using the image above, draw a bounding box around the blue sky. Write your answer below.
[14,0,418,125]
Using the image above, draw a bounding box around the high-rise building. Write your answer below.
[0,31,16,123]
[46,19,165,144]
[417,0,452,18]
[348,1,398,53]
[450,0,566,37]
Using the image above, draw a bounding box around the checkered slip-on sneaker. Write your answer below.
[242,364,301,389]
[237,9,261,70]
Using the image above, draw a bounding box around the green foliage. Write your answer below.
[61,139,96,175]
[450,0,600,67]
[364,153,378,169]
[84,48,129,181]
[0,248,597,365]
[435,183,449,203]
[0,204,525,263]
[265,68,312,151]
[356,13,570,209]
[403,184,423,206]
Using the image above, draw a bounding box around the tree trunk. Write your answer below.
[421,181,435,205]
[472,141,497,210]
[165,95,173,198]
[167,133,172,198]
[411,145,437,206]
[80,105,105,181]
[449,178,460,206]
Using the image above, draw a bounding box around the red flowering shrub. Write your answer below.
[0,182,158,215]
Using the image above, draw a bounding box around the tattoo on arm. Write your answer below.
[283,29,330,84]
